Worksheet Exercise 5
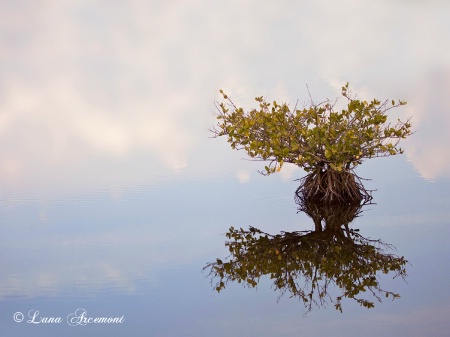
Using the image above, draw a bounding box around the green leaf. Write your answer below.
[211,83,412,180]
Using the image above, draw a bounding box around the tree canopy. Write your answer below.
[212,83,412,176]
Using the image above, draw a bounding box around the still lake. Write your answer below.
[1,153,450,337]
[1,1,450,336]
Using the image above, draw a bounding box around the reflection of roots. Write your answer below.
[295,170,372,204]
[298,199,362,228]
[295,175,373,232]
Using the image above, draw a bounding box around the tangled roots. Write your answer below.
[295,169,372,204]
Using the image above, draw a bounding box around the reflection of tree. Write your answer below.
[204,200,408,312]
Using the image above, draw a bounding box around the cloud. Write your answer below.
[0,1,206,193]
[404,68,450,180]
[1,0,450,195]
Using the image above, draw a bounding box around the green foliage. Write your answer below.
[212,83,412,175]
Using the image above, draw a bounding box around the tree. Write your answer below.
[211,83,412,203]
[203,201,408,313]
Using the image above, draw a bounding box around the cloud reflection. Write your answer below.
[0,226,219,300]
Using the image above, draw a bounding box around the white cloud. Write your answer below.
[405,69,450,180]
[1,0,450,196]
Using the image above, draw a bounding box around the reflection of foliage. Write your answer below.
[204,202,408,312]
[211,83,412,203]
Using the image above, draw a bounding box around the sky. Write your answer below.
[0,0,449,195]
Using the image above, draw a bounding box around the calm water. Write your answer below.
[1,1,450,336]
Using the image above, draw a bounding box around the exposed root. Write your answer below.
[295,169,372,204]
